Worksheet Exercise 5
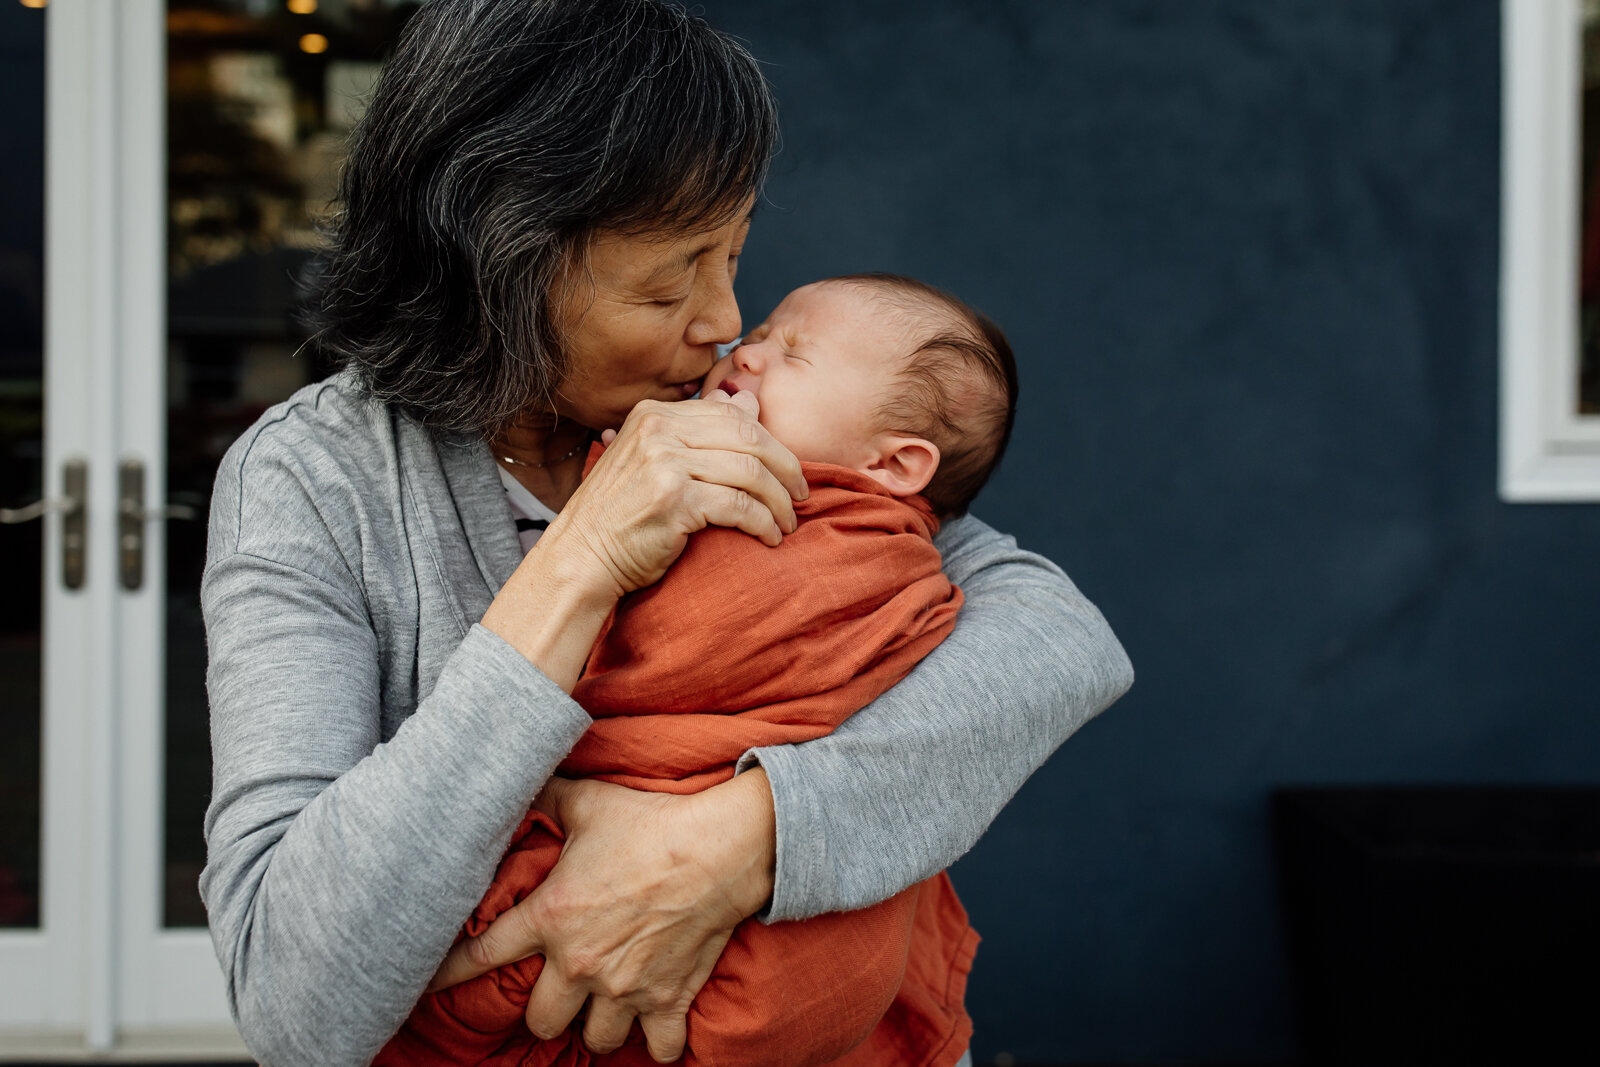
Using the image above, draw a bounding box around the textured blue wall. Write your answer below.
[707,1,1600,1062]
[5,1,1594,1062]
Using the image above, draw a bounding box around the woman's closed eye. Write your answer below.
[644,283,691,307]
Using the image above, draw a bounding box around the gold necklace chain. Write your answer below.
[496,435,592,470]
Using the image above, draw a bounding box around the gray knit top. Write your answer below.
[200,372,1133,1066]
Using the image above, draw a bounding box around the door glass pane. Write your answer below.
[1582,1,1600,415]
[0,0,47,931]
[163,0,415,926]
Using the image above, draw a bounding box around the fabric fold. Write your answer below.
[378,461,976,1067]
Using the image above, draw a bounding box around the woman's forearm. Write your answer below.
[203,549,590,1067]
[481,519,622,693]
[744,514,1133,920]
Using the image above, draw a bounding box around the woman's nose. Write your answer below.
[686,272,741,347]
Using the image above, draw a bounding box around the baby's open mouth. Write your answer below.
[720,380,741,396]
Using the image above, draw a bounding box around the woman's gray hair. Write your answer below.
[301,0,778,435]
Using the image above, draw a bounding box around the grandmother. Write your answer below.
[200,1,1133,1065]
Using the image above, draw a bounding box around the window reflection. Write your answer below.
[0,0,45,930]
[164,0,414,926]
[1579,0,1600,415]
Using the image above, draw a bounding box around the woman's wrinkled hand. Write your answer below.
[427,769,778,1063]
[551,389,807,599]
[482,389,806,693]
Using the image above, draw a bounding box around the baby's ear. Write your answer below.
[862,435,939,497]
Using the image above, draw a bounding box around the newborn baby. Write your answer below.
[383,273,1018,1067]
[702,272,1016,517]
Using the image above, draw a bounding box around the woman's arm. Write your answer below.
[745,513,1134,920]
[436,512,1130,1049]
[203,497,593,1067]
[205,388,806,1066]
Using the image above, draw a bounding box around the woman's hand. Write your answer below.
[428,769,778,1063]
[553,389,807,598]
[483,389,806,693]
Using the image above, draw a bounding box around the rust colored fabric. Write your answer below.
[377,461,977,1067]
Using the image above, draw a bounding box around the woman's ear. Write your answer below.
[862,435,940,497]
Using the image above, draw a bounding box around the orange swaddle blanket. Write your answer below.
[378,462,978,1067]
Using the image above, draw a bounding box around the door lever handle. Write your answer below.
[2,458,87,589]
[0,496,80,524]
[117,458,201,591]
[120,499,198,522]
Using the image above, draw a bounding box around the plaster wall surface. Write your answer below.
[707,1,1600,1061]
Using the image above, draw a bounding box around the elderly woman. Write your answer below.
[200,1,1132,1065]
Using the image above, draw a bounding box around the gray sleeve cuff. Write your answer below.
[735,746,826,922]
[733,514,1133,922]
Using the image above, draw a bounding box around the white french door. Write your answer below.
[1,1,406,1055]
[1,0,238,1055]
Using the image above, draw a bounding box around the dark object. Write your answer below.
[1272,786,1600,1066]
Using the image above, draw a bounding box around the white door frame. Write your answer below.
[1,0,244,1056]
[1500,0,1600,499]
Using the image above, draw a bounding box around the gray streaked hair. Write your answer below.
[301,0,778,435]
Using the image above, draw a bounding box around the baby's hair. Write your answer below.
[826,274,1018,517]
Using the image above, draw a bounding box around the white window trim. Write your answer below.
[1501,0,1600,500]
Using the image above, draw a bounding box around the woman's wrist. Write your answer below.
[481,533,620,692]
[703,767,777,919]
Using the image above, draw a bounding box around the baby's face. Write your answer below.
[701,282,904,468]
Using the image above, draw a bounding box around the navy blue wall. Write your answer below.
[707,1,1600,1062]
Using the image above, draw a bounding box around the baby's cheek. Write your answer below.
[702,355,735,392]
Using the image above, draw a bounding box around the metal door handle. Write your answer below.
[120,499,198,522]
[0,496,80,524]
[1,458,88,589]
[117,458,201,591]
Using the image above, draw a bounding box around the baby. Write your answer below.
[383,274,1018,1067]
[703,272,1017,518]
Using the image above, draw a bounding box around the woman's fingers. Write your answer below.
[524,967,590,1042]
[676,445,800,539]
[612,399,803,540]
[581,996,639,1055]
[494,777,767,1059]
[646,393,808,504]
[426,899,544,992]
[638,1010,689,1063]
[682,479,784,547]
[701,385,752,411]
[543,394,809,596]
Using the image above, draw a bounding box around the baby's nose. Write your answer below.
[734,342,768,373]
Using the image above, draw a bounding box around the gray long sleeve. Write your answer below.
[748,514,1133,920]
[201,391,592,1066]
[200,375,1131,1066]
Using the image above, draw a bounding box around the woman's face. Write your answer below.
[550,203,753,430]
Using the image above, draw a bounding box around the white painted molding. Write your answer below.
[1500,0,1600,500]
[0,1025,248,1062]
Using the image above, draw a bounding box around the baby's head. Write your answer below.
[702,274,1017,516]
